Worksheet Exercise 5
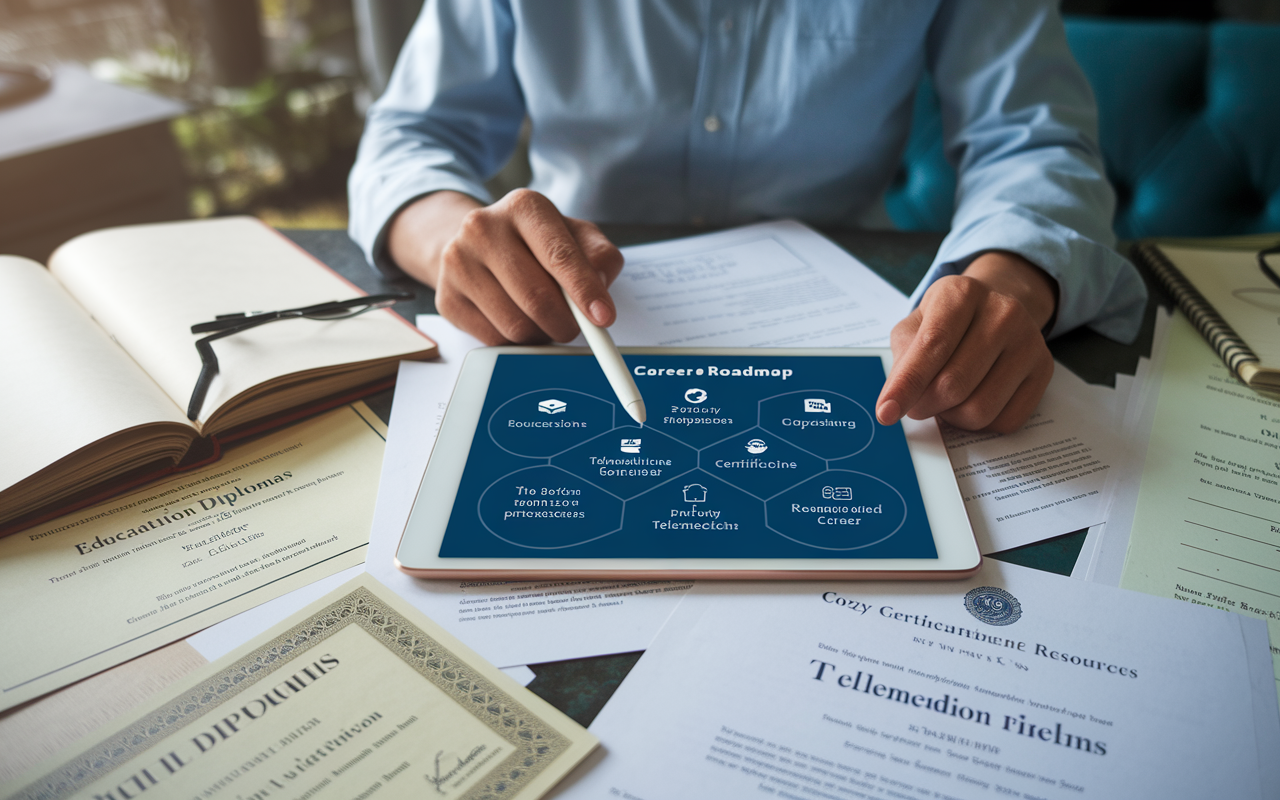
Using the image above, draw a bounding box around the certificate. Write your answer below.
[1120,314,1280,699]
[3,575,597,800]
[555,561,1280,800]
[0,403,386,711]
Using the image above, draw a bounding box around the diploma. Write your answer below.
[3,575,597,800]
[1119,314,1280,695]
[0,403,386,711]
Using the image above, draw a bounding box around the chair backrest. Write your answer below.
[884,19,1280,239]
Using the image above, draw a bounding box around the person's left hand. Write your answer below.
[875,251,1058,434]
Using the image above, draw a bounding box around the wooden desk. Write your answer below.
[0,225,1163,781]
[279,224,1163,727]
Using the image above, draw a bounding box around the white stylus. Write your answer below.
[562,288,646,425]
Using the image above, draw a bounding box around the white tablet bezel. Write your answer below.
[395,346,980,580]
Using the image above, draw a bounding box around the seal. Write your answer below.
[963,586,1022,626]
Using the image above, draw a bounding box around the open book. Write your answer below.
[0,217,436,534]
[1133,239,1280,394]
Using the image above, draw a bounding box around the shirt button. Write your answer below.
[703,115,721,133]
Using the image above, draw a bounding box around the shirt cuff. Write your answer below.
[907,207,1147,343]
[349,170,493,279]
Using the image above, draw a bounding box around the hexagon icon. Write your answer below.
[488,388,614,458]
[699,427,823,499]
[765,470,907,551]
[758,390,874,460]
[552,425,696,499]
[478,466,623,549]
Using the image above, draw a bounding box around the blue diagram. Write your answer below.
[438,354,938,561]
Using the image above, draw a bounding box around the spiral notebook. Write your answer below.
[1132,239,1280,394]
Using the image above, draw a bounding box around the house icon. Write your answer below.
[682,484,707,503]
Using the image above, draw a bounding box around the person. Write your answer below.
[348,1,1146,433]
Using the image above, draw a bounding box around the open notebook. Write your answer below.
[0,217,436,534]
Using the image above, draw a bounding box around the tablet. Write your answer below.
[396,347,980,580]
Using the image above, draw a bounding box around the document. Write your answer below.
[555,561,1280,800]
[1073,309,1173,584]
[1119,312,1280,701]
[942,367,1120,554]
[3,575,597,800]
[0,403,385,712]
[600,220,909,348]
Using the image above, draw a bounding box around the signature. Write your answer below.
[426,745,487,794]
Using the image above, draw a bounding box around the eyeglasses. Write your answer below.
[186,291,413,420]
[1258,243,1280,290]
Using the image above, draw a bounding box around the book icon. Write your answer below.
[538,398,567,415]
[804,398,831,413]
[620,438,642,453]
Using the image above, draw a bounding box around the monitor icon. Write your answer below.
[804,398,831,413]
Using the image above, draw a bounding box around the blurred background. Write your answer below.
[0,0,1277,261]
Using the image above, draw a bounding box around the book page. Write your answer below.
[47,217,433,428]
[0,256,190,496]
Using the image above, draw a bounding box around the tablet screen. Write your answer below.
[438,354,938,560]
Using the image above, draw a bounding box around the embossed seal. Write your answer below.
[964,586,1022,626]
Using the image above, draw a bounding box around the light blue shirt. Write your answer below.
[349,0,1147,341]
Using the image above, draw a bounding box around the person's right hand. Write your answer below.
[387,188,625,345]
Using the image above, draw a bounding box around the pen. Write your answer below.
[562,287,647,425]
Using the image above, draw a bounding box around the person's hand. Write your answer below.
[387,189,625,344]
[876,251,1058,434]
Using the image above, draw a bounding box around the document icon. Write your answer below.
[621,438,642,453]
[804,398,831,413]
[538,398,567,415]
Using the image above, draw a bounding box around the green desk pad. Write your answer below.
[283,226,1163,728]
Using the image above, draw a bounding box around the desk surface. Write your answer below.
[281,224,1162,727]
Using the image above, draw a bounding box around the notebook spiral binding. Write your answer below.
[1132,241,1260,382]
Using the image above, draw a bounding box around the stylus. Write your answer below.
[562,287,647,425]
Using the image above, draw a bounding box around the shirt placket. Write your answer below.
[687,0,752,225]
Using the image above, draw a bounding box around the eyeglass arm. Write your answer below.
[187,338,221,421]
[189,292,414,334]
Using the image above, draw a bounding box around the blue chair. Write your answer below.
[885,19,1280,239]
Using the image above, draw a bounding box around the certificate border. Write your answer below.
[14,585,570,800]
